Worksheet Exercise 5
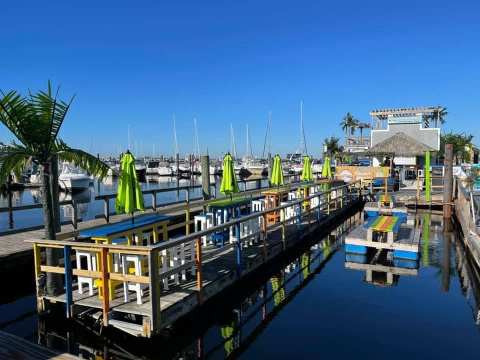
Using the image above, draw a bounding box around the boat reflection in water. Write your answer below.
[36,219,354,359]
[345,251,419,287]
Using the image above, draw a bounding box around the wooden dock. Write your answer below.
[28,182,364,337]
[0,330,79,359]
[345,221,420,258]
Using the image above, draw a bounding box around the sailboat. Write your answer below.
[287,100,308,174]
[171,115,191,177]
[241,124,268,177]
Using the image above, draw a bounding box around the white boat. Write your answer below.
[29,172,42,185]
[146,161,173,176]
[58,163,91,192]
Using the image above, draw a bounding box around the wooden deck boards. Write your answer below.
[0,199,206,260]
[0,330,79,359]
[40,204,354,336]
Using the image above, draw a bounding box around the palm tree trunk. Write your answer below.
[50,154,61,232]
[41,162,62,295]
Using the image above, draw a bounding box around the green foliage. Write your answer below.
[440,131,474,164]
[323,136,343,156]
[423,107,448,128]
[339,112,359,136]
[0,82,109,184]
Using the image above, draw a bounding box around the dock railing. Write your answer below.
[28,180,362,337]
[0,173,315,234]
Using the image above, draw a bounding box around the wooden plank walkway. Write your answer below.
[0,330,79,359]
[42,200,361,336]
[0,198,207,261]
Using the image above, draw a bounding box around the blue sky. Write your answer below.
[1,0,479,157]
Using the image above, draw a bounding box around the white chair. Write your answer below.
[251,199,265,212]
[76,251,97,295]
[285,203,301,223]
[194,213,214,246]
[170,239,196,283]
[121,254,144,305]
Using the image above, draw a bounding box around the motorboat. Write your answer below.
[135,162,147,181]
[146,160,173,176]
[58,163,91,192]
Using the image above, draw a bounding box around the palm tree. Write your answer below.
[433,107,448,127]
[323,136,342,157]
[357,122,370,144]
[340,113,352,136]
[340,112,359,145]
[0,82,109,294]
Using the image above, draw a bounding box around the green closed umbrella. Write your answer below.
[425,151,431,202]
[115,151,144,222]
[220,153,239,199]
[301,155,313,182]
[270,154,284,187]
[322,156,332,178]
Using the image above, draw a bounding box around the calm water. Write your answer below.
[2,211,480,359]
[0,176,269,232]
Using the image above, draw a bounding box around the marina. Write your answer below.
[2,2,480,358]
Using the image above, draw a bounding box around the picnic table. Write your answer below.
[80,213,172,245]
[79,213,172,299]
[262,187,290,225]
[365,215,401,244]
[376,193,395,208]
[207,197,251,246]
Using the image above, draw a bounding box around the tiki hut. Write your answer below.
[366,132,435,157]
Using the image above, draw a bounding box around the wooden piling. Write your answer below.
[443,143,453,220]
[200,155,211,200]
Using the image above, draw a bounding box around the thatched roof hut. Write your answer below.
[366,132,435,157]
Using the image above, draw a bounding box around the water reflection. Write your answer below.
[455,236,480,326]
[6,212,480,359]
[35,220,351,359]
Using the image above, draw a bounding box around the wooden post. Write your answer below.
[152,191,157,211]
[7,175,13,229]
[200,155,211,200]
[148,249,161,333]
[195,238,203,303]
[71,201,78,230]
[50,154,61,232]
[443,144,453,219]
[101,248,110,326]
[104,198,110,223]
[185,190,190,235]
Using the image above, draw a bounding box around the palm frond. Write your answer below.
[0,90,35,146]
[28,81,74,152]
[55,140,109,179]
[0,143,32,184]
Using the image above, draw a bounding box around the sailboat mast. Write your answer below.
[230,123,237,159]
[173,114,179,156]
[193,117,200,159]
[127,124,131,151]
[299,100,307,155]
[262,111,272,159]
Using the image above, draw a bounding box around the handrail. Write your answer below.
[28,181,360,249]
[28,179,361,335]
[0,173,322,232]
